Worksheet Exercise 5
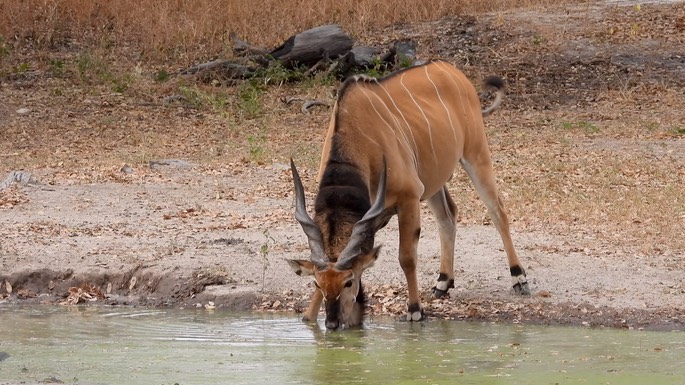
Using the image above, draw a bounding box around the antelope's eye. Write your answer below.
[344,280,353,288]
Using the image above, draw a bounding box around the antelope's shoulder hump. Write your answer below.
[336,60,446,102]
[336,74,379,103]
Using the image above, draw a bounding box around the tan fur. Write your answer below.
[327,61,483,199]
[293,59,528,327]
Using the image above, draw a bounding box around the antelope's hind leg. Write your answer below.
[460,156,531,296]
[426,186,457,299]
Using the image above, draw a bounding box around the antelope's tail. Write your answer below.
[481,76,505,118]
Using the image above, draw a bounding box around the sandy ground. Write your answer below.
[1,161,683,330]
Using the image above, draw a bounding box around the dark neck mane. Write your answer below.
[314,142,373,260]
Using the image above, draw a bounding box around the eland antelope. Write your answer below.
[288,59,530,330]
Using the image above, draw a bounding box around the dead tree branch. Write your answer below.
[283,96,331,113]
[230,32,269,57]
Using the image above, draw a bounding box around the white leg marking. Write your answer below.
[410,311,422,322]
[435,280,452,291]
[512,274,528,286]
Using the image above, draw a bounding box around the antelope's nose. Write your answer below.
[325,320,340,330]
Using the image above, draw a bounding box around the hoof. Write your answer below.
[432,286,450,299]
[511,271,530,295]
[432,276,454,299]
[513,281,531,296]
[406,310,424,322]
[406,304,426,322]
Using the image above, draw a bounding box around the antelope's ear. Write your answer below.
[287,259,317,276]
[357,246,381,271]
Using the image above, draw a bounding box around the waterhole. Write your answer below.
[0,306,683,384]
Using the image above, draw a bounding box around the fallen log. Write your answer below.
[335,46,385,77]
[178,59,257,83]
[382,40,420,69]
[182,25,354,82]
[230,32,269,57]
[269,24,354,69]
[179,27,419,86]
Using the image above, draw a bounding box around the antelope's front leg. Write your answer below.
[302,288,323,322]
[397,200,425,322]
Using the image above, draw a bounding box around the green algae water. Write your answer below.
[0,306,683,385]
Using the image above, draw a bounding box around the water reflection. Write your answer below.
[0,306,683,385]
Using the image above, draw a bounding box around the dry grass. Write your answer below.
[460,109,685,254]
[1,1,683,262]
[1,0,574,63]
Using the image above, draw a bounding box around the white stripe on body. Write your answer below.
[440,62,482,136]
[424,65,458,145]
[377,83,420,171]
[364,89,418,169]
[434,61,479,147]
[400,72,439,164]
[340,104,382,148]
[357,86,416,165]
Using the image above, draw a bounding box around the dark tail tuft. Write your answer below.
[484,75,504,91]
[482,76,505,117]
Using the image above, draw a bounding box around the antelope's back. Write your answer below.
[322,60,485,198]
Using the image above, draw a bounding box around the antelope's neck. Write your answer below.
[314,160,373,262]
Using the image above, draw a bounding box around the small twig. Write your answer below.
[179,59,230,75]
[283,96,305,104]
[323,60,344,80]
[283,97,330,113]
[162,95,187,104]
[301,100,330,113]
[303,58,331,77]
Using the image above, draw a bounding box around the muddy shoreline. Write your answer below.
[2,266,683,332]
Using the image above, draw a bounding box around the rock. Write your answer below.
[272,162,290,171]
[0,170,39,190]
[149,159,194,169]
